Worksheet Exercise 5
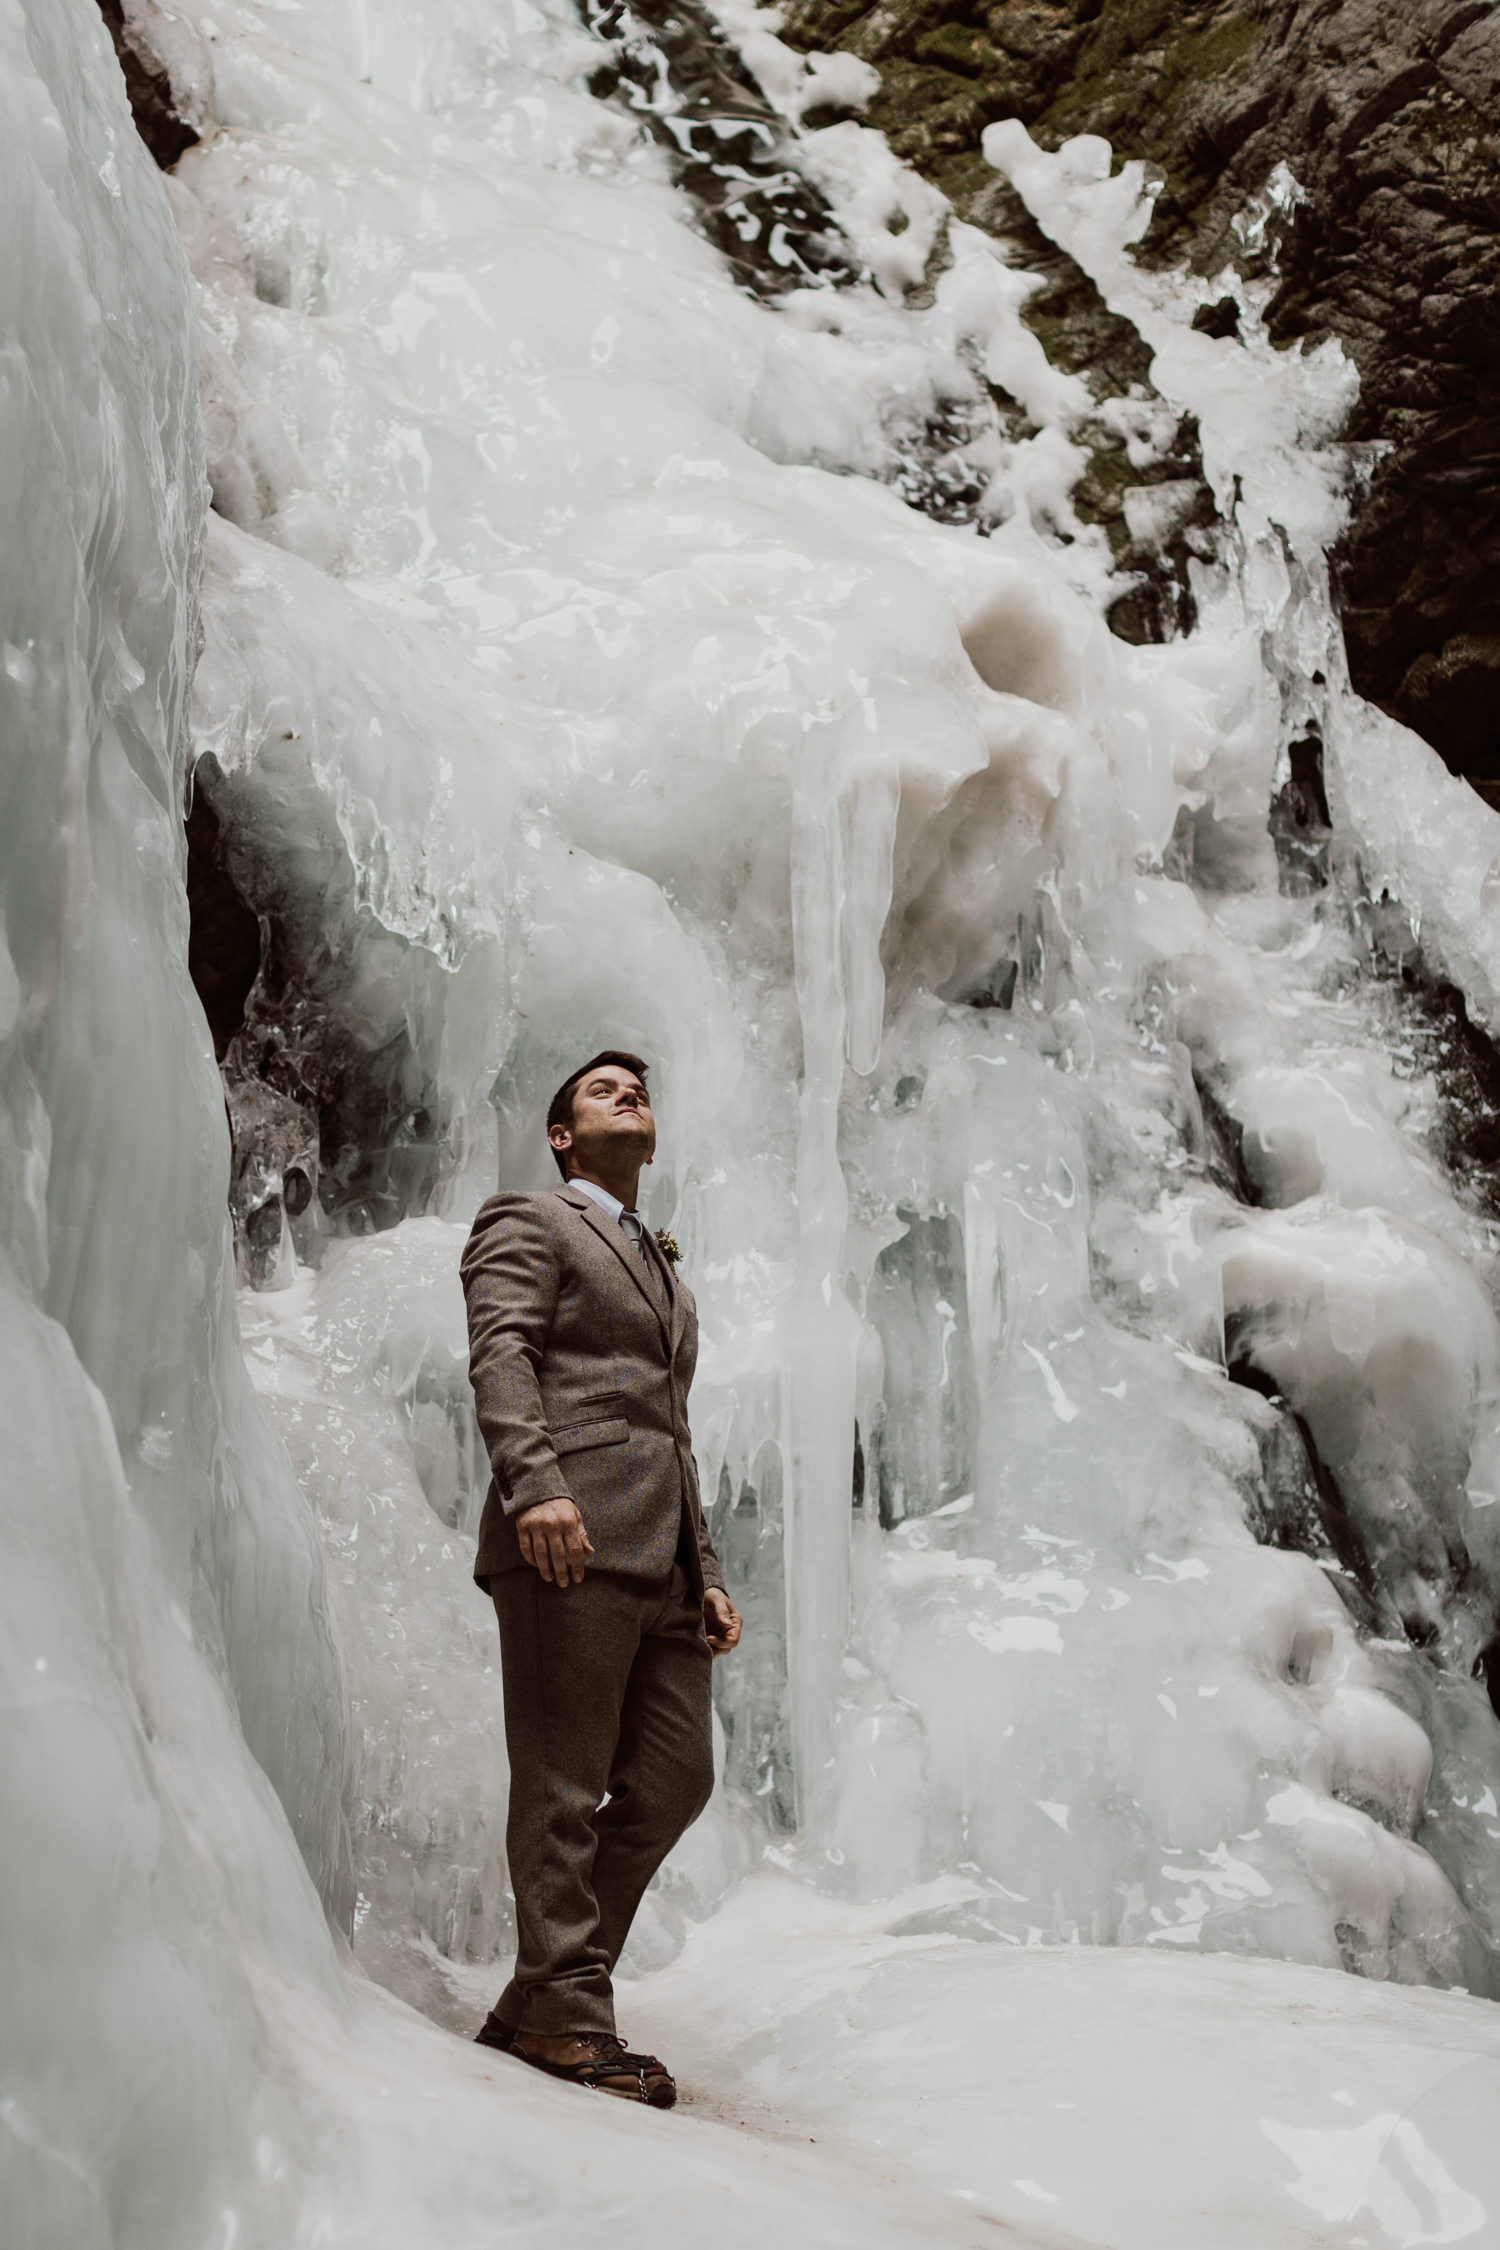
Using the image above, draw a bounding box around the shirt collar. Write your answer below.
[572,1176,635,1224]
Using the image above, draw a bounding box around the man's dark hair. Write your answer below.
[546,1050,650,1178]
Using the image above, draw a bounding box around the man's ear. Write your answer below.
[548,1125,572,1156]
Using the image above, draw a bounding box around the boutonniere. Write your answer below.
[654,1229,682,1269]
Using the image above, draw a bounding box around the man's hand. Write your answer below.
[516,1496,594,1585]
[703,1587,742,1656]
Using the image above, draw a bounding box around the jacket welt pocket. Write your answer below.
[553,1416,630,1457]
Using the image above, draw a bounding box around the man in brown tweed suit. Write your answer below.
[461,1050,741,2105]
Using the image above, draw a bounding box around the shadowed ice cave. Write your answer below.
[7,1,1500,2244]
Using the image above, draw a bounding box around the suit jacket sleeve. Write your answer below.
[674,1273,726,1595]
[695,1505,726,1596]
[461,1197,571,1519]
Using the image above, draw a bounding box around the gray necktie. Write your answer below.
[619,1211,667,1308]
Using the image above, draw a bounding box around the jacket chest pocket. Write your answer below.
[552,1397,630,1456]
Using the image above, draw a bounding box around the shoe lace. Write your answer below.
[588,2033,667,2077]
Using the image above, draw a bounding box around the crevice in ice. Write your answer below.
[184,770,263,1059]
[1223,1340,1380,1633]
[1477,1634,1500,1721]
[1356,938,1500,1230]
[1190,1067,1263,1210]
[187,748,452,1275]
[94,0,198,167]
[1268,729,1332,898]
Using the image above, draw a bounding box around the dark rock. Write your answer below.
[954,170,1218,615]
[580,0,857,293]
[95,1,198,168]
[1393,632,1500,792]
[1191,294,1241,338]
[1268,728,1332,894]
[1378,970,1500,1220]
[1226,1350,1385,1630]
[191,753,449,1249]
[226,1077,321,1288]
[185,781,261,1061]
[1194,1065,1263,1205]
[1476,1634,1500,1720]
[776,0,1500,791]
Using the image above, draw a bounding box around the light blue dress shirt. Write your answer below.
[573,1177,638,1227]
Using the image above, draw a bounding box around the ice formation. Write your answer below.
[6,0,1500,2241]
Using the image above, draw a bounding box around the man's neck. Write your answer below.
[568,1163,644,1212]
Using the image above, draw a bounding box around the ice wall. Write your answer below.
[0,2,352,2237]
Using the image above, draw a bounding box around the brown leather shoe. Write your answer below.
[512,2029,676,2107]
[473,2009,515,2053]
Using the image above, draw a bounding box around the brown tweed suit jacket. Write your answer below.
[461,1184,725,1597]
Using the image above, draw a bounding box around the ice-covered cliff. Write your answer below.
[773,0,1500,802]
[6,0,1500,2243]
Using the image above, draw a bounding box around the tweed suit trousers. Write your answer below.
[490,1561,714,2037]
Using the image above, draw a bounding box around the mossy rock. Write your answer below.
[776,0,1500,782]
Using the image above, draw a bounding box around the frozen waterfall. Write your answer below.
[5,0,1500,2242]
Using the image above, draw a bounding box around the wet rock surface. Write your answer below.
[189,754,449,1261]
[94,0,198,166]
[776,0,1500,795]
[226,1075,320,1287]
[582,0,859,291]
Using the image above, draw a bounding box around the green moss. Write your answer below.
[784,2,1272,294]
[1070,443,1138,557]
[1175,9,1262,79]
[1023,12,1264,266]
[829,0,948,64]
[1073,0,1177,78]
[866,57,1009,163]
[784,0,873,39]
[940,146,1008,213]
[914,24,1005,79]
[1022,309,1095,377]
[787,1,1267,269]
[1032,68,1154,145]
[1039,17,1261,153]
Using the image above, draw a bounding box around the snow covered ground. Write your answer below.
[624,1874,1500,2250]
[280,1873,1500,2249]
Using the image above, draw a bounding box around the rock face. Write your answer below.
[583,0,859,292]
[778,0,1500,796]
[95,0,197,165]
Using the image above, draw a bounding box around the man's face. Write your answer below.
[550,1065,656,1174]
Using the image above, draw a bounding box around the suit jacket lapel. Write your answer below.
[643,1227,686,1358]
[558,1185,672,1350]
